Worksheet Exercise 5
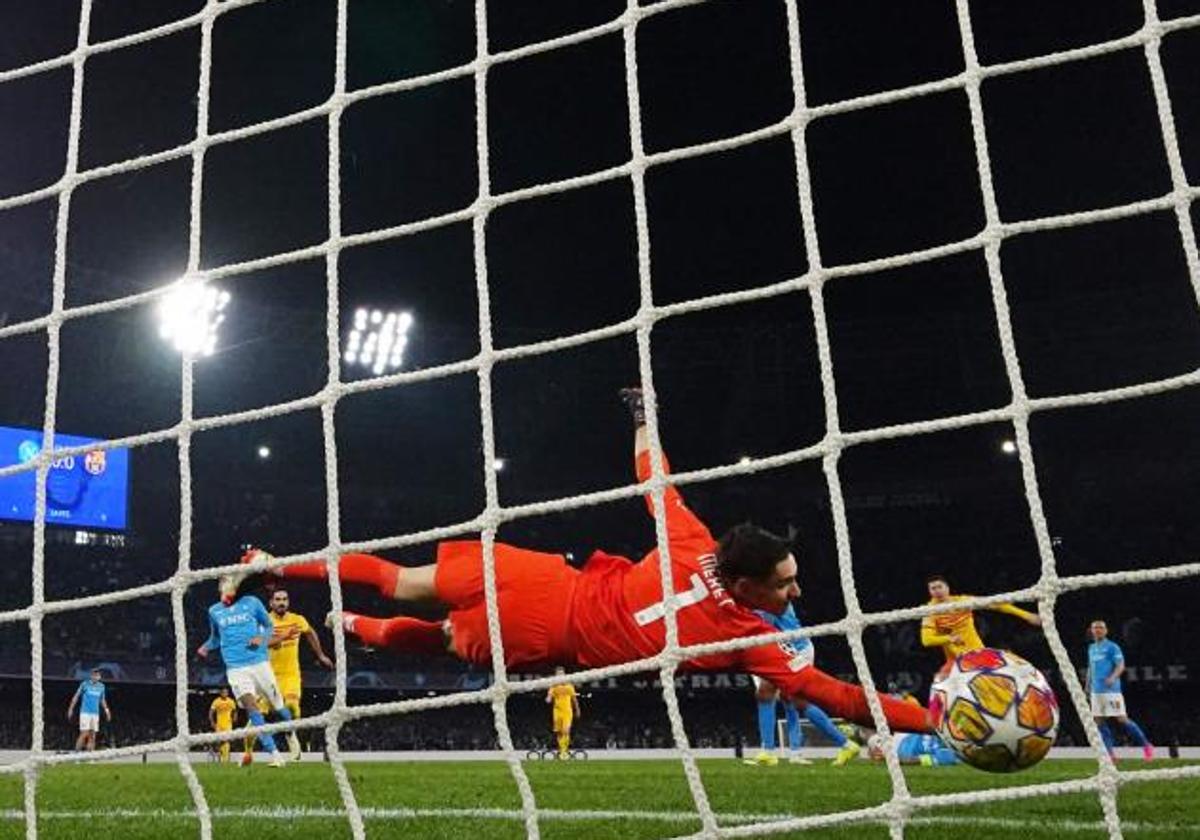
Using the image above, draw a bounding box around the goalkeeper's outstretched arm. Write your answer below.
[619,387,649,455]
[619,387,712,545]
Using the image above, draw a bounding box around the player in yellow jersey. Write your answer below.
[209,687,238,763]
[546,667,581,759]
[263,589,333,760]
[921,574,1042,676]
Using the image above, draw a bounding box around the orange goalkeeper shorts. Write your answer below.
[435,541,578,669]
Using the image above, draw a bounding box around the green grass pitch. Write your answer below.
[0,759,1195,839]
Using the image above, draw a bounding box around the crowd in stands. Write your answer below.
[0,675,1196,756]
[0,451,1195,755]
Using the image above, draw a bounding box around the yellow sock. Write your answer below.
[557,733,569,755]
[286,700,302,751]
[219,742,230,763]
[243,735,255,756]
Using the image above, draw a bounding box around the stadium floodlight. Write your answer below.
[492,458,506,472]
[156,277,230,358]
[1001,439,1018,455]
[738,455,752,465]
[257,445,271,459]
[343,307,414,375]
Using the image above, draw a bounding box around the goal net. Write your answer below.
[0,0,1198,837]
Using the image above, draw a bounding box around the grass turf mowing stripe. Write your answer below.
[1,806,1198,833]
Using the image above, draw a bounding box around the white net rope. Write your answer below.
[0,0,1197,838]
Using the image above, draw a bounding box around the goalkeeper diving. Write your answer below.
[237,388,931,734]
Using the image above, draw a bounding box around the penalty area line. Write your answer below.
[0,806,1197,832]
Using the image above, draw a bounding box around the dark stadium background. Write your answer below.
[1,0,1199,752]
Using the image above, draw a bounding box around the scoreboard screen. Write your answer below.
[0,426,130,530]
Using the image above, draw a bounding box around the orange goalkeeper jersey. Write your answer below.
[568,452,815,696]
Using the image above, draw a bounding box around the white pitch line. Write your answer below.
[910,815,1200,834]
[0,805,786,824]
[0,806,1197,833]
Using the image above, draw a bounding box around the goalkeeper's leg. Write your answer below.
[245,549,435,602]
[333,612,450,655]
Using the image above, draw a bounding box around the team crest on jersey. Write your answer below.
[780,640,812,671]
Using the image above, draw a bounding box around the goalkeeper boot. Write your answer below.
[742,751,779,767]
[269,751,286,769]
[326,611,378,653]
[787,754,813,765]
[832,740,862,767]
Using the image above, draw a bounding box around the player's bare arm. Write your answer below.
[304,628,334,669]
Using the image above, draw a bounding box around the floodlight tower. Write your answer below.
[156,277,230,357]
[343,308,414,375]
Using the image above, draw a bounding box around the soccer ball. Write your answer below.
[929,648,1059,772]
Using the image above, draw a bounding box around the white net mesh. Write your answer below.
[0,0,1197,838]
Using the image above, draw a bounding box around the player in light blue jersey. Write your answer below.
[197,574,299,767]
[867,732,958,766]
[67,668,111,751]
[744,602,861,767]
[1087,619,1153,761]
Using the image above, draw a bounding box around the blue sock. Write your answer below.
[275,706,293,722]
[784,703,803,751]
[931,745,959,766]
[1097,722,1115,752]
[756,700,776,751]
[805,704,846,747]
[1122,719,1149,747]
[247,708,277,753]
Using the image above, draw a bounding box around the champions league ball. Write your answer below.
[929,648,1060,772]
